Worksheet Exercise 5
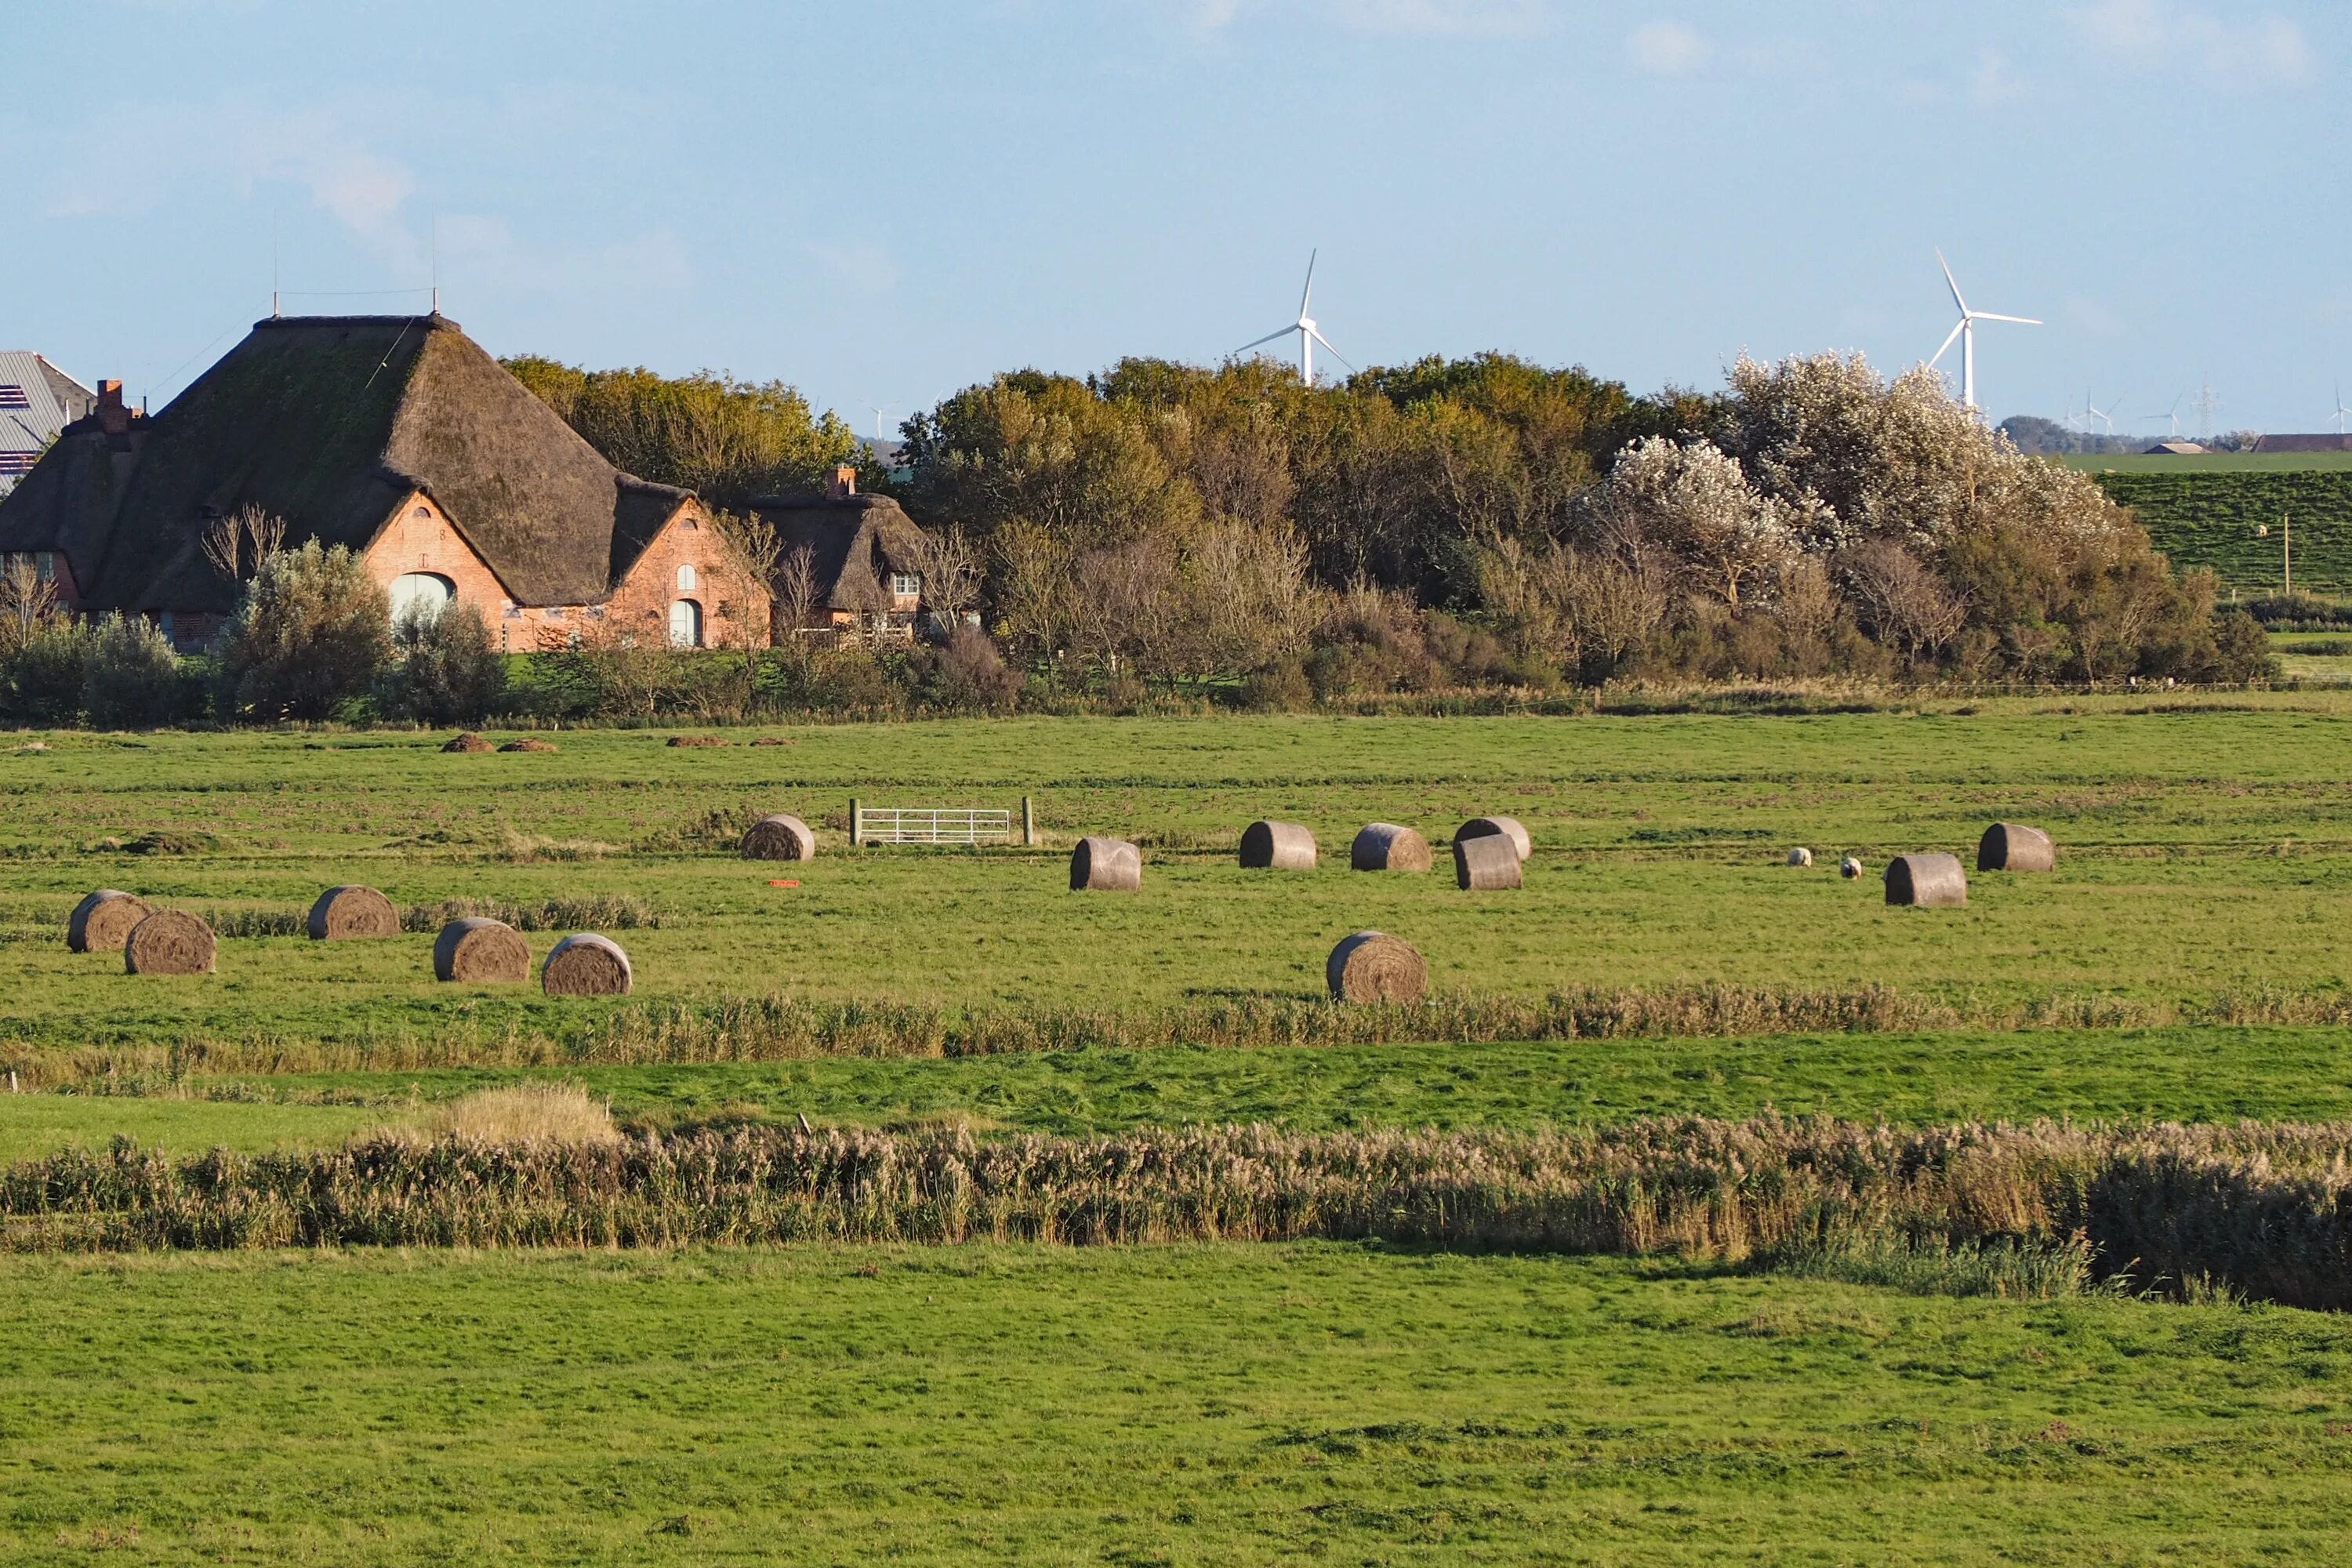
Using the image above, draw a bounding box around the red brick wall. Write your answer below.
[604,502,770,649]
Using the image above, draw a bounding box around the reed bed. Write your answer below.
[2,1116,2349,1310]
[205,895,661,942]
[16,982,2352,1091]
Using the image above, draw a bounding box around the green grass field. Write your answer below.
[9,705,2352,1559]
[3,1244,2349,1566]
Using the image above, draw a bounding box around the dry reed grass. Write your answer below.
[405,1082,620,1148]
[4,1115,2350,1311]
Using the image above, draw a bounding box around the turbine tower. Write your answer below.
[2156,394,2184,441]
[1236,250,1352,386]
[2082,390,2125,434]
[1928,250,2039,411]
[2332,383,2351,435]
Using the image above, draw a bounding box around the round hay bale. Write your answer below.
[433,916,531,984]
[1350,823,1432,873]
[1326,931,1428,1004]
[740,813,816,861]
[1239,820,1316,870]
[441,731,495,753]
[1457,816,1532,862]
[124,910,216,975]
[1069,836,1142,892]
[498,738,557,753]
[1884,853,1968,909]
[543,931,633,996]
[1454,833,1523,891]
[1840,855,1864,880]
[1786,846,1814,867]
[1977,822,2056,873]
[307,884,397,941]
[68,889,153,953]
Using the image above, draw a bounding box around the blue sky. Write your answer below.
[5,2,2344,437]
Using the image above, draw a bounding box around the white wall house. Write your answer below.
[0,353,96,496]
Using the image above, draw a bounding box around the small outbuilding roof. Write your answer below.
[0,352,96,487]
[0,314,693,612]
[2252,433,2352,454]
[748,491,927,611]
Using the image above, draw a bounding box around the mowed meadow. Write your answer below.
[9,700,2352,1563]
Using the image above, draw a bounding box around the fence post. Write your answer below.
[1022,795,1035,847]
[850,797,861,847]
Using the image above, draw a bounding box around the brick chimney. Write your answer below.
[829,463,857,500]
[96,380,130,437]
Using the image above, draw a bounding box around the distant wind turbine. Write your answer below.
[869,405,893,441]
[2155,394,2185,440]
[2082,390,2125,434]
[2332,383,2351,434]
[1927,250,2039,411]
[1236,250,1352,386]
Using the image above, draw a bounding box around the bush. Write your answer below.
[2211,609,2280,683]
[915,626,1021,713]
[385,601,508,724]
[81,615,191,728]
[1240,658,1312,711]
[217,542,391,721]
[0,621,92,725]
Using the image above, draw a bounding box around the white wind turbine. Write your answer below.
[1236,250,1352,385]
[2155,394,2185,441]
[2083,389,2125,434]
[1928,250,2039,411]
[2332,383,2352,434]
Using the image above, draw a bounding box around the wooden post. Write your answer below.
[1022,795,1035,847]
[2284,513,2292,596]
[850,797,862,847]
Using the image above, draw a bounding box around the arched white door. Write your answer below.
[389,572,456,624]
[669,599,703,648]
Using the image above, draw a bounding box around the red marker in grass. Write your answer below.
[768,879,800,887]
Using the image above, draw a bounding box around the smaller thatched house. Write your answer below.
[750,468,931,637]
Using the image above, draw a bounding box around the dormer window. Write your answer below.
[891,573,920,597]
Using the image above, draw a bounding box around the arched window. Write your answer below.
[388,572,456,624]
[677,563,698,591]
[669,599,703,648]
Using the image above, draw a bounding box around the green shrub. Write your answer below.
[81,615,189,728]
[217,542,391,721]
[0,621,91,725]
[385,601,508,724]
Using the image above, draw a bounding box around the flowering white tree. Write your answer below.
[1581,436,1798,610]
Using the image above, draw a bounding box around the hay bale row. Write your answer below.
[1240,821,1316,870]
[1454,834,1522,891]
[1070,837,1142,891]
[125,910,215,975]
[68,890,152,953]
[1327,931,1427,1004]
[541,932,633,996]
[1351,823,1432,873]
[308,884,397,941]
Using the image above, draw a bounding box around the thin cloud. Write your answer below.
[1627,20,1707,74]
[1325,0,1547,38]
[2067,1,2312,89]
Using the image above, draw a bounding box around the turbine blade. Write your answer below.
[1307,327,1353,372]
[1936,249,1968,315]
[1234,327,1296,356]
[1972,312,2041,325]
[1299,249,1317,318]
[1928,319,1965,368]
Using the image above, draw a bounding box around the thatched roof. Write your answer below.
[749,492,928,611]
[0,314,691,612]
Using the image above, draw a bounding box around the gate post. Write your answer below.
[1022,796,1035,847]
[850,797,862,847]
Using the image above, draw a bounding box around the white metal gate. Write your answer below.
[854,806,1014,845]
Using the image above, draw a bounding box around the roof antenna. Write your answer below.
[430,213,439,316]
[271,211,281,319]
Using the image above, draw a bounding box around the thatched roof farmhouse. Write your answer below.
[752,468,931,634]
[0,314,767,652]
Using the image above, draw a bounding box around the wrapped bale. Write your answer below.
[543,932,633,996]
[1786,847,1813,867]
[434,917,531,984]
[68,890,153,953]
[1069,837,1142,892]
[307,884,397,941]
[1457,816,1532,862]
[1239,821,1317,870]
[1977,822,2056,873]
[1326,931,1428,1004]
[441,732,495,753]
[124,910,216,975]
[740,814,817,861]
[1350,823,1432,873]
[1884,853,1968,909]
[1454,833,1523,891]
[1840,855,1864,880]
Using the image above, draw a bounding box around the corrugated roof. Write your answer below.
[0,353,96,491]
